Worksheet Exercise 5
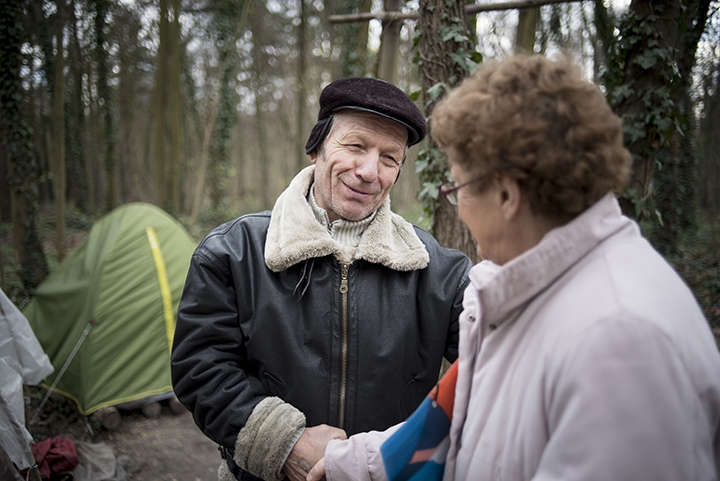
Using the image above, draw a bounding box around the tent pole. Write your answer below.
[31,319,94,424]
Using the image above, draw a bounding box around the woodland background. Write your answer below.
[0,0,718,336]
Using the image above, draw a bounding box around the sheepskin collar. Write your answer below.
[265,166,429,272]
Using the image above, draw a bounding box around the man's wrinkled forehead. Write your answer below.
[326,110,409,148]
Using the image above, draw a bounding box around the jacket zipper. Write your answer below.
[338,261,350,429]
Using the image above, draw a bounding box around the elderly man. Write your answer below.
[171,78,471,481]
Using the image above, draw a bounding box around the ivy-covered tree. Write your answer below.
[599,0,711,253]
[417,0,481,262]
[208,0,242,217]
[0,0,49,290]
[699,57,720,220]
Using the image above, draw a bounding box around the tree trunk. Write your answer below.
[418,0,480,263]
[94,0,116,212]
[188,95,221,233]
[0,0,49,290]
[255,86,271,209]
[168,0,182,214]
[610,0,681,214]
[296,0,308,173]
[153,0,169,210]
[67,0,88,214]
[83,76,97,215]
[251,17,271,208]
[53,0,67,260]
[516,8,539,53]
[116,8,137,207]
[338,0,372,79]
[607,0,710,253]
[376,0,402,83]
[699,63,720,217]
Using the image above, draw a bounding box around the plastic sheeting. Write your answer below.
[0,288,54,471]
[0,359,35,470]
[71,442,131,481]
[0,288,53,386]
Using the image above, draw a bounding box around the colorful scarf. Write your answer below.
[381,360,458,481]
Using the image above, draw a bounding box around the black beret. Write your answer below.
[305,78,426,154]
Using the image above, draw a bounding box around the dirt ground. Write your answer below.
[28,403,221,481]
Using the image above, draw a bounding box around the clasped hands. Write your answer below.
[282,424,346,481]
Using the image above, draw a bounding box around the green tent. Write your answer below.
[24,203,197,415]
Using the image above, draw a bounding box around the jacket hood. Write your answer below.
[265,166,429,272]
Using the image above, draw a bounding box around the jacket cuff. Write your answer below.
[233,397,306,481]
[281,426,306,467]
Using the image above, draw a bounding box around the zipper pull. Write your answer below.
[340,262,349,294]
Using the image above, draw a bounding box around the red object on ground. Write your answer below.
[30,437,79,479]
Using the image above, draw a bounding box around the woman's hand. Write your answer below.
[306,457,326,481]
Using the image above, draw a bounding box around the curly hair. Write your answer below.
[431,55,632,221]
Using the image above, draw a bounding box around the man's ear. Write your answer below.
[496,176,523,221]
[309,150,318,164]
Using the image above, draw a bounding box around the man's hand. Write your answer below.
[306,457,325,481]
[283,425,346,481]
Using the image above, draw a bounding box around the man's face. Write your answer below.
[309,111,408,223]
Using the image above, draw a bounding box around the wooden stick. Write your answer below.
[329,0,583,23]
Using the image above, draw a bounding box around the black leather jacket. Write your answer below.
[171,172,471,478]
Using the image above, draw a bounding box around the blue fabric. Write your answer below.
[381,361,458,481]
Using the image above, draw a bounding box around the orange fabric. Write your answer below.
[429,360,458,420]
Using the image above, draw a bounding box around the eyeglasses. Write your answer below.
[440,177,488,206]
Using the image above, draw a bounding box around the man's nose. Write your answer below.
[354,151,380,182]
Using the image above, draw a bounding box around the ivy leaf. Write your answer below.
[415,156,429,174]
[427,82,447,101]
[409,90,421,102]
[614,87,634,104]
[419,181,440,201]
[450,49,478,73]
[624,123,647,143]
[440,24,469,43]
[654,116,672,132]
[635,52,657,69]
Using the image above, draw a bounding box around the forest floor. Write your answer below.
[25,392,221,481]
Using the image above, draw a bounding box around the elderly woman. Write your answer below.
[307,55,720,481]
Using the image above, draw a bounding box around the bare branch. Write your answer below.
[329,0,584,24]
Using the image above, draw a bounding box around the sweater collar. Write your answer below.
[468,193,637,326]
[264,166,429,272]
[307,183,376,248]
